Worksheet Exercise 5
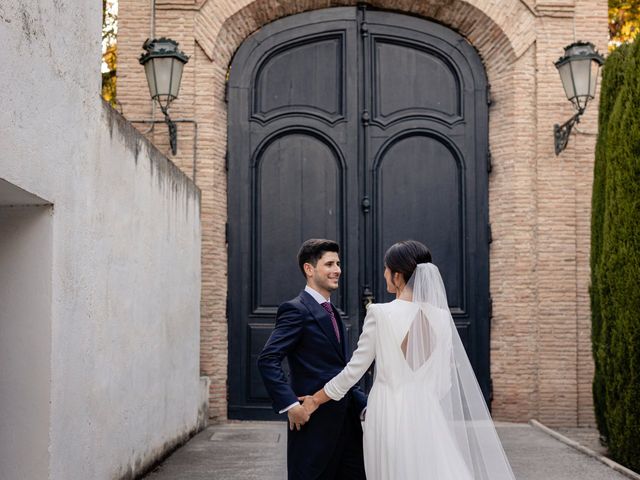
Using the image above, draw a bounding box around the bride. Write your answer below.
[300,240,516,480]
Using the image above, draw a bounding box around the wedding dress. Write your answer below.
[324,263,516,480]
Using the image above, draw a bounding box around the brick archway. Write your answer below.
[196,0,536,68]
[194,0,537,421]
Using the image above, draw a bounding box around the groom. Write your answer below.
[258,239,366,480]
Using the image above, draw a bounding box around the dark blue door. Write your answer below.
[227,7,489,420]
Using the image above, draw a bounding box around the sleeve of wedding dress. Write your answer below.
[323,305,378,401]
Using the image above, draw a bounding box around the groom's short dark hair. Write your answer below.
[298,239,340,277]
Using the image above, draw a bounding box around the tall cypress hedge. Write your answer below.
[592,38,640,470]
[591,42,631,444]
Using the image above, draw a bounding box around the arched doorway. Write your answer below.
[227,6,489,419]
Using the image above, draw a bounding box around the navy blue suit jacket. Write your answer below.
[257,290,367,478]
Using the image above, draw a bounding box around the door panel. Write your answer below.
[252,35,346,123]
[375,133,463,310]
[228,7,489,419]
[255,133,343,309]
[373,39,461,120]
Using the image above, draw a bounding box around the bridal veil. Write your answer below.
[400,263,516,480]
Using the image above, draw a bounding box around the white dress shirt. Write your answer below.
[304,285,331,304]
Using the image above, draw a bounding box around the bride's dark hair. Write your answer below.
[384,240,432,283]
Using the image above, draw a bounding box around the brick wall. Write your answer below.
[117,0,608,426]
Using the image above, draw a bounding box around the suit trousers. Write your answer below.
[315,403,366,480]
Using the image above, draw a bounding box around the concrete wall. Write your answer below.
[115,0,608,426]
[0,1,202,479]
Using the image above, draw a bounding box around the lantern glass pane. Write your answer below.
[170,61,184,99]
[589,60,599,98]
[144,61,158,98]
[152,57,175,99]
[570,58,591,99]
[558,62,575,102]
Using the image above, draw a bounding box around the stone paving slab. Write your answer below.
[143,422,286,480]
[143,421,630,480]
[496,422,629,480]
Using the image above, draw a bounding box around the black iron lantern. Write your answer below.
[553,41,604,155]
[139,38,189,155]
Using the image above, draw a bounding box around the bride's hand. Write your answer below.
[298,395,319,416]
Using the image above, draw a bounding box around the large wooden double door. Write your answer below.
[227,7,490,419]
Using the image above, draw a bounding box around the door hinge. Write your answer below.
[225,222,229,244]
[487,223,493,244]
[225,151,229,172]
[360,21,369,37]
[488,296,493,319]
[487,150,492,174]
[224,67,230,103]
[226,297,230,319]
[486,83,492,107]
[361,196,371,213]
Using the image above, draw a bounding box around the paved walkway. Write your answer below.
[143,421,632,480]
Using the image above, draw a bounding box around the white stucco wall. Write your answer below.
[0,204,53,480]
[0,2,202,479]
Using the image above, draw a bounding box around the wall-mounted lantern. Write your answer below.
[139,38,189,155]
[554,41,604,155]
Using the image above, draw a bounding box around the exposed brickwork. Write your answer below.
[117,0,607,426]
[574,0,607,428]
[488,42,540,422]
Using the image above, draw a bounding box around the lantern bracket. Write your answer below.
[160,105,178,155]
[554,111,582,156]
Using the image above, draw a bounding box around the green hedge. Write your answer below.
[592,39,640,471]
[591,42,631,444]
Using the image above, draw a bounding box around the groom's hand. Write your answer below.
[288,404,310,431]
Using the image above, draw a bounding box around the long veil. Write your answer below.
[399,263,516,480]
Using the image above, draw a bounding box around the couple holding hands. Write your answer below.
[258,239,515,480]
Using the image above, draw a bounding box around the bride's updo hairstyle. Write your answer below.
[384,240,432,284]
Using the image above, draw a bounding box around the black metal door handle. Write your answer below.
[362,286,374,309]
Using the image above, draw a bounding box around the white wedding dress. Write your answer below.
[324,264,516,480]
